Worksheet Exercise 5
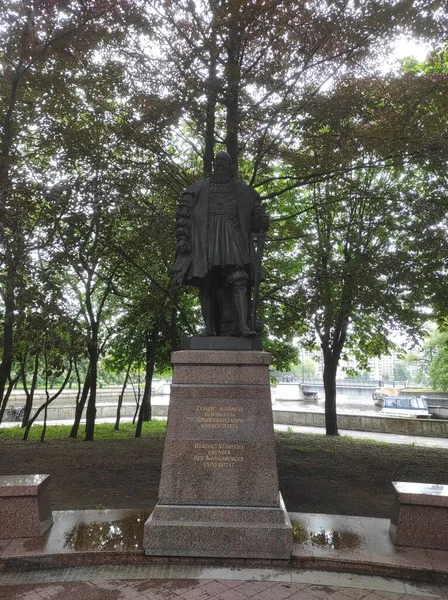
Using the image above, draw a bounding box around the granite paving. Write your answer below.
[0,573,446,600]
[1,510,448,580]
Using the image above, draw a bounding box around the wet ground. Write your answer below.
[1,509,448,599]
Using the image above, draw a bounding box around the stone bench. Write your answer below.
[389,481,448,550]
[0,474,53,538]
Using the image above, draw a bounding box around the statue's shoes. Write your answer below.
[240,327,256,337]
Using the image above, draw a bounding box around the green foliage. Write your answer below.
[429,347,448,391]
[339,436,390,447]
[402,47,448,74]
[291,358,318,379]
[393,363,410,382]
[424,329,448,391]
[154,368,173,379]
[290,519,309,543]
[269,374,278,386]
[263,338,298,372]
[1,0,447,439]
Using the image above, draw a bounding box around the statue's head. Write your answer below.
[213,151,232,177]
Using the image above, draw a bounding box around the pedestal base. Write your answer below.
[143,350,293,559]
[389,481,448,550]
[0,474,53,538]
[144,494,292,559]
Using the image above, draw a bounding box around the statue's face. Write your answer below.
[214,153,231,175]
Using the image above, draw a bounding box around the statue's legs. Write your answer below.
[226,269,255,337]
[198,274,221,336]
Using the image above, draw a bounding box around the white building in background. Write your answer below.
[367,353,422,383]
[367,355,397,380]
[406,362,421,381]
[297,347,425,383]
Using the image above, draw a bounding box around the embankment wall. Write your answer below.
[19,403,448,438]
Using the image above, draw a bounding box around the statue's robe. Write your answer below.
[174,178,262,287]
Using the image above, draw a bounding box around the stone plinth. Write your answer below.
[389,481,448,550]
[183,336,263,351]
[144,349,293,559]
[0,474,53,538]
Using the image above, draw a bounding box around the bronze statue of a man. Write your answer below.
[174,151,269,337]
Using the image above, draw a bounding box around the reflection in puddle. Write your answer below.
[309,529,361,550]
[291,518,309,543]
[64,513,146,551]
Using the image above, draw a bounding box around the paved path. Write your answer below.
[274,424,448,448]
[1,565,447,600]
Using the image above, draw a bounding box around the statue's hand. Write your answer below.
[176,236,191,254]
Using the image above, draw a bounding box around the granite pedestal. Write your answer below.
[389,481,448,550]
[144,348,293,559]
[0,474,53,538]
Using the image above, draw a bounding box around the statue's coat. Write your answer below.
[174,178,262,286]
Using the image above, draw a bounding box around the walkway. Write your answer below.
[1,510,448,599]
[274,424,448,449]
[1,565,448,599]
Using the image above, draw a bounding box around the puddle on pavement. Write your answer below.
[64,513,146,551]
[309,529,361,550]
[291,518,309,543]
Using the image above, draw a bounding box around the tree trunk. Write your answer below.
[136,318,161,438]
[204,7,218,177]
[322,350,339,436]
[23,365,72,440]
[170,287,181,352]
[128,374,141,424]
[0,14,33,406]
[170,304,180,352]
[115,359,132,430]
[225,23,241,175]
[21,354,39,427]
[41,403,48,442]
[40,369,50,443]
[85,335,98,441]
[133,397,140,424]
[70,368,91,438]
[139,338,154,423]
[0,276,15,409]
[0,372,19,424]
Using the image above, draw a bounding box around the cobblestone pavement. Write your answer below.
[0,566,446,600]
